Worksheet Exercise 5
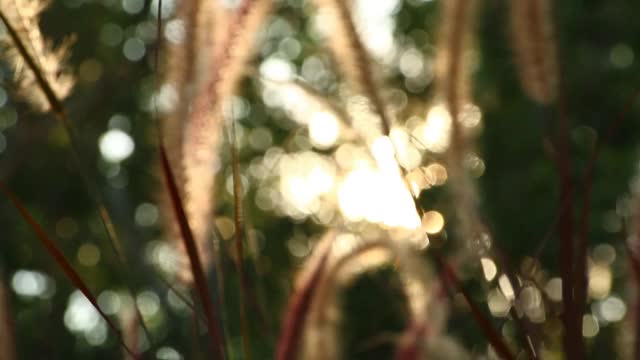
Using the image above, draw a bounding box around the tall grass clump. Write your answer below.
[1,0,640,359]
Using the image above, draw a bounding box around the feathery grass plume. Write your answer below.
[159,0,211,283]
[276,231,336,360]
[310,0,392,136]
[160,0,201,189]
[0,0,74,112]
[509,0,557,104]
[0,273,16,360]
[433,0,486,255]
[180,0,274,282]
[435,0,475,147]
[299,238,440,360]
[311,0,427,221]
[434,0,476,157]
[160,0,226,184]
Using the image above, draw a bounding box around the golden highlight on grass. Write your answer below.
[509,0,558,104]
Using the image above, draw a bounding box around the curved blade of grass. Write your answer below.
[276,234,334,360]
[0,8,153,343]
[158,145,225,360]
[0,181,138,359]
[433,254,515,360]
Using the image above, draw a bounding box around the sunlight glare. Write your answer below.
[278,152,336,217]
[11,270,53,298]
[421,211,444,234]
[588,263,612,300]
[413,105,451,153]
[480,257,498,281]
[309,111,340,149]
[338,165,420,229]
[99,129,135,163]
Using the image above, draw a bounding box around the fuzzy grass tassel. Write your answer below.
[276,234,440,360]
[510,0,558,104]
[165,0,273,282]
[434,0,485,254]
